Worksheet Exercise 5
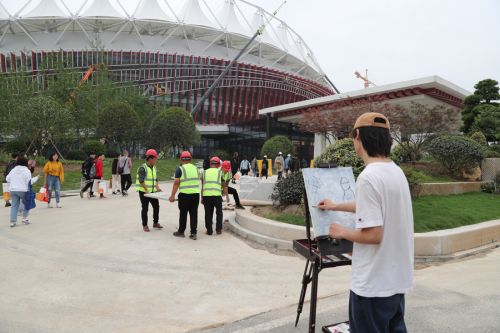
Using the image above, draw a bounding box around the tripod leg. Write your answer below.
[295,260,313,327]
[309,259,320,333]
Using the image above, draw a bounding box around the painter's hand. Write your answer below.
[316,199,336,211]
[329,223,346,240]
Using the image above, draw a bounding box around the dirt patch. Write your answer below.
[252,205,304,218]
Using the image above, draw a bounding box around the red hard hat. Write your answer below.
[210,156,221,165]
[180,151,192,160]
[145,149,158,158]
[222,160,231,172]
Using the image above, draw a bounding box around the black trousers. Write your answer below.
[81,177,94,194]
[203,196,222,234]
[277,171,283,180]
[241,169,249,176]
[227,186,241,206]
[139,191,159,226]
[178,193,199,235]
[349,290,407,333]
[121,174,132,192]
[261,169,268,179]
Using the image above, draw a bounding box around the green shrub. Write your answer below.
[65,150,87,161]
[212,149,231,161]
[469,131,488,147]
[391,144,422,163]
[401,166,427,198]
[261,135,294,158]
[271,171,304,205]
[426,135,484,176]
[315,138,364,178]
[1,141,28,154]
[82,140,105,155]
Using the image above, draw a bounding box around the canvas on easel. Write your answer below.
[303,167,356,237]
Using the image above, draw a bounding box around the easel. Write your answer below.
[293,164,353,333]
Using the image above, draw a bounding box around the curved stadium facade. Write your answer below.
[0,0,335,156]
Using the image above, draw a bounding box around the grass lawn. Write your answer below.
[255,193,500,233]
[412,192,500,232]
[9,159,198,192]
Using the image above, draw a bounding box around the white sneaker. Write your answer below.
[48,203,53,208]
[56,203,62,208]
[22,219,30,225]
[10,222,16,228]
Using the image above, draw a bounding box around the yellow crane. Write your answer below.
[354,69,376,89]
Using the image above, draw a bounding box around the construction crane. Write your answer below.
[70,65,97,100]
[354,69,376,89]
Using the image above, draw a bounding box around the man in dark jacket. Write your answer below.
[3,152,18,207]
[80,152,96,198]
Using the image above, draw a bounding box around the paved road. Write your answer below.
[1,183,499,332]
[195,249,500,333]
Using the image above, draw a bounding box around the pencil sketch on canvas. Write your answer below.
[303,167,356,237]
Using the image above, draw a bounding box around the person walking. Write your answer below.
[201,156,227,235]
[3,152,18,207]
[274,152,284,180]
[80,152,96,198]
[239,156,250,176]
[222,160,245,209]
[317,113,413,333]
[136,149,163,232]
[250,156,257,177]
[94,154,106,199]
[43,152,64,208]
[169,151,200,240]
[111,153,122,195]
[230,152,239,183]
[284,154,291,177]
[6,157,38,227]
[119,150,132,196]
[260,155,269,179]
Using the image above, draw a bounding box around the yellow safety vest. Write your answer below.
[135,163,158,193]
[202,168,222,197]
[179,163,200,194]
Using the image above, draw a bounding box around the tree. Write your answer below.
[461,79,500,135]
[149,107,200,154]
[298,99,393,142]
[471,104,500,141]
[98,101,141,149]
[260,135,294,158]
[12,95,74,151]
[386,102,462,162]
[426,135,484,176]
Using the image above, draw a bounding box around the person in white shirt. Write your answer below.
[317,112,413,333]
[239,157,250,176]
[6,157,39,227]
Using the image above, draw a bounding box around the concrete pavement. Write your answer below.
[1,182,499,333]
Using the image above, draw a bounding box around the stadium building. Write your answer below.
[0,0,335,158]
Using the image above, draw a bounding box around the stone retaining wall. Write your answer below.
[420,181,489,196]
[233,210,500,258]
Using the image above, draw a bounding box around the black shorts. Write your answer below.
[349,290,407,333]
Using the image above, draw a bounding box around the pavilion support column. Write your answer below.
[313,133,327,158]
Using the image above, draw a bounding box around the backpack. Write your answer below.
[89,163,96,178]
[4,160,16,179]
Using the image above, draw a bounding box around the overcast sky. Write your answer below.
[2,0,499,94]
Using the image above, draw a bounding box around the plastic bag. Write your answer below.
[2,182,10,201]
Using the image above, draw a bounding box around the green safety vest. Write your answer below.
[135,163,158,193]
[179,163,200,194]
[202,168,222,197]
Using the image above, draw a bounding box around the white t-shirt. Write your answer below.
[351,161,414,298]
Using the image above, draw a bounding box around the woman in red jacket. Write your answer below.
[94,154,105,199]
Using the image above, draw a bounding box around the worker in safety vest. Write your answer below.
[201,156,227,235]
[136,149,163,232]
[221,160,245,209]
[169,151,200,240]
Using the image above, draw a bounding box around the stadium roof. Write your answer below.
[0,0,332,87]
